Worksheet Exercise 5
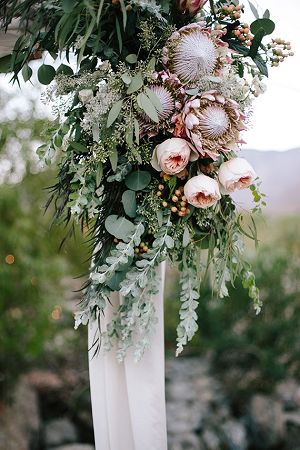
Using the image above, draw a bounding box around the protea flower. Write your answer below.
[177,90,246,160]
[177,0,208,15]
[162,23,228,85]
[140,71,185,137]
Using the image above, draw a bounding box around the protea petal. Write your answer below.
[180,90,246,158]
[163,24,228,85]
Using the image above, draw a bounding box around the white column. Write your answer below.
[88,263,167,450]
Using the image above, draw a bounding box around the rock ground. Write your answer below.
[1,358,300,450]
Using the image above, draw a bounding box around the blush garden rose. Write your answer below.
[151,137,198,175]
[218,157,256,193]
[184,174,221,208]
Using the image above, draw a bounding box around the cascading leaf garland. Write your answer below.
[0,0,293,359]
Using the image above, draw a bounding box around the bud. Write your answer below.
[177,0,208,15]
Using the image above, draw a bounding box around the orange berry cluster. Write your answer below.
[114,237,150,255]
[233,23,254,47]
[220,3,242,20]
[157,185,190,218]
[267,38,293,67]
[134,242,149,255]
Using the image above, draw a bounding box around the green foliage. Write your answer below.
[121,190,137,218]
[0,97,86,396]
[125,170,151,191]
[104,215,136,241]
[0,171,86,396]
[165,217,300,392]
[176,246,200,356]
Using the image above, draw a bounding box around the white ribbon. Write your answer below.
[88,262,167,450]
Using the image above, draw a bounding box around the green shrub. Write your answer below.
[165,217,300,393]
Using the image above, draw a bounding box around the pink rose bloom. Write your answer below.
[218,158,256,193]
[184,174,221,208]
[151,138,198,175]
[177,0,208,15]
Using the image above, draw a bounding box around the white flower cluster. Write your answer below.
[131,0,163,19]
[251,75,267,97]
[196,68,253,109]
[81,84,120,136]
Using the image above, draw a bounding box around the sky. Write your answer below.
[242,0,300,150]
[0,0,299,151]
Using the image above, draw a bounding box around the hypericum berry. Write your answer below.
[162,201,168,208]
[172,195,179,202]
[171,206,178,213]
[268,38,293,67]
[156,191,162,197]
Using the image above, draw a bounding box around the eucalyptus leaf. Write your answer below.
[105,215,136,241]
[137,92,159,123]
[121,190,137,218]
[22,64,32,82]
[125,125,134,148]
[70,141,88,153]
[156,209,163,228]
[147,57,156,71]
[96,164,103,186]
[182,227,190,248]
[126,54,138,64]
[56,63,74,75]
[53,134,62,148]
[250,18,275,36]
[107,99,123,127]
[186,88,198,96]
[121,74,132,85]
[127,72,143,94]
[37,64,56,85]
[248,0,259,18]
[144,87,163,112]
[0,55,12,73]
[125,170,151,191]
[109,148,118,171]
[134,118,140,145]
[165,235,175,249]
[106,271,127,290]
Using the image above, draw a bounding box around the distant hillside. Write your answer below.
[232,148,300,214]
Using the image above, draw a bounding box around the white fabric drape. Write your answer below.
[88,263,167,450]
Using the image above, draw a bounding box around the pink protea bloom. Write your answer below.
[140,71,185,137]
[180,90,246,160]
[177,0,208,15]
[162,23,228,85]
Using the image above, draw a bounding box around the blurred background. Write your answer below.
[0,1,300,449]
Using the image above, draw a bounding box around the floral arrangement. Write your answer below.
[1,0,293,360]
